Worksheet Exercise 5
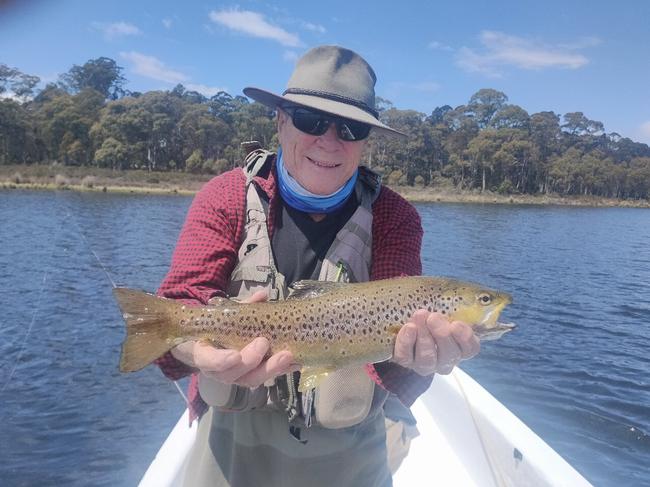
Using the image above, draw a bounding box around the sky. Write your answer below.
[1,0,649,144]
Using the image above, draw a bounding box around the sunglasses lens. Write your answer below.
[291,108,330,136]
[286,107,372,141]
[337,120,371,141]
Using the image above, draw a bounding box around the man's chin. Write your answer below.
[300,177,342,195]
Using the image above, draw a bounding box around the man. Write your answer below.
[155,45,479,486]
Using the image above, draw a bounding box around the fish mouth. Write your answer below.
[479,298,510,327]
[475,298,515,341]
[474,322,517,341]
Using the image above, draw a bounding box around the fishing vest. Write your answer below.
[198,149,389,430]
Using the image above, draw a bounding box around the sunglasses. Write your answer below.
[281,106,372,141]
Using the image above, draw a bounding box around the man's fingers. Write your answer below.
[193,341,242,372]
[433,336,462,375]
[236,351,297,388]
[241,290,268,304]
[393,323,417,367]
[426,313,462,375]
[451,321,480,359]
[216,337,270,383]
[413,325,437,376]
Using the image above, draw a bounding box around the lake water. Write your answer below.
[0,189,648,486]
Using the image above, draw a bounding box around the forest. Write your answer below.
[2,57,649,199]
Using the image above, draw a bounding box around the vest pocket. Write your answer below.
[313,366,375,429]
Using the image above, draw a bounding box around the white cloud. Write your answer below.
[120,51,188,84]
[186,83,227,97]
[120,52,225,97]
[0,92,20,101]
[456,31,592,77]
[638,121,650,144]
[162,18,172,29]
[209,9,302,47]
[428,41,454,52]
[283,50,299,63]
[92,21,142,40]
[301,21,326,34]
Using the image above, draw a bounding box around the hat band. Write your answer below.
[282,88,379,119]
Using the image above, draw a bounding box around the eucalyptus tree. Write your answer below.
[0,63,40,101]
[467,89,508,129]
[0,99,39,163]
[59,57,127,100]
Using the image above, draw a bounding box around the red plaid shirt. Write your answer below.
[155,161,432,422]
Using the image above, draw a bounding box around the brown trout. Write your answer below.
[114,276,514,390]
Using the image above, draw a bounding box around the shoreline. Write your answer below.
[1,165,649,208]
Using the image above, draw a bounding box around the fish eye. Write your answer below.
[478,293,492,305]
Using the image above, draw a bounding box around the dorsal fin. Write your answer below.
[287,280,346,300]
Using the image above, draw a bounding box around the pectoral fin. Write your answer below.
[298,366,334,392]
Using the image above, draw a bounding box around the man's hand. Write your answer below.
[170,290,298,388]
[392,310,480,376]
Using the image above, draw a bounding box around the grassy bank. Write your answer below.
[395,185,650,208]
[1,164,649,208]
[0,164,211,196]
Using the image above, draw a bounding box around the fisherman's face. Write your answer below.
[277,109,367,195]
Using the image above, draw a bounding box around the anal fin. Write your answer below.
[298,366,334,392]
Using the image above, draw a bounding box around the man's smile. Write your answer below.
[306,156,341,168]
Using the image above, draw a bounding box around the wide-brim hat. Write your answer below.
[243,45,406,138]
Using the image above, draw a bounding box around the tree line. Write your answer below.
[1,57,649,199]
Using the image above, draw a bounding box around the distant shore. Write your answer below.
[1,164,649,208]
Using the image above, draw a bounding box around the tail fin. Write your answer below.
[113,288,179,373]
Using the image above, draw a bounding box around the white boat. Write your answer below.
[139,368,592,487]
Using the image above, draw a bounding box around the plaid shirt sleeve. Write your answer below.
[153,169,247,421]
[365,186,434,406]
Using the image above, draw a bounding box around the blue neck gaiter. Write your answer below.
[276,148,358,214]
